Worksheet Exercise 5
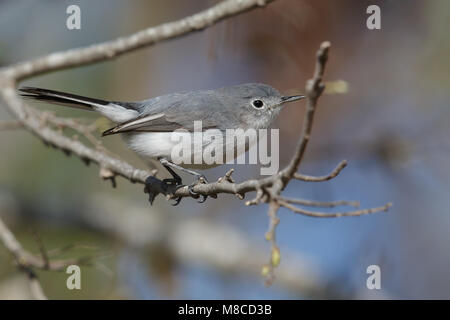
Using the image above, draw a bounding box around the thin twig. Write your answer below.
[277,200,392,218]
[263,201,281,285]
[275,196,360,208]
[293,160,347,182]
[281,41,331,181]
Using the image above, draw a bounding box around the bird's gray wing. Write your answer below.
[102,91,239,136]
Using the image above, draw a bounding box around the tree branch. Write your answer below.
[0,0,274,80]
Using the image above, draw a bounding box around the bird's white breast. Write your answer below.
[124,131,257,170]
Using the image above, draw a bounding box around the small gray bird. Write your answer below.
[19,83,304,204]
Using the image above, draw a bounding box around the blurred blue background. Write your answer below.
[1,0,450,299]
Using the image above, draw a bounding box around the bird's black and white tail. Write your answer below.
[19,87,139,123]
[19,86,112,111]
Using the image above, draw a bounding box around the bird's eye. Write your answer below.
[252,99,264,109]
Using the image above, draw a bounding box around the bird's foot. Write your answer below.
[188,175,209,203]
[163,177,184,206]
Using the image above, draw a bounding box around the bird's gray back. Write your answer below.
[132,89,240,131]
[116,83,280,132]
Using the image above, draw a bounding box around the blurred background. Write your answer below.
[0,0,449,299]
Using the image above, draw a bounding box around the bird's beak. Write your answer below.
[271,95,305,110]
[281,95,305,103]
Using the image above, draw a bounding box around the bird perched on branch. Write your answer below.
[20,83,304,205]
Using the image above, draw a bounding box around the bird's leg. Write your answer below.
[158,157,208,203]
[161,163,182,186]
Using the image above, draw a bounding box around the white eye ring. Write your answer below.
[252,99,264,109]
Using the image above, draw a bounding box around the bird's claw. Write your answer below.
[170,195,183,206]
[144,174,209,206]
[188,175,208,203]
[163,178,184,206]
